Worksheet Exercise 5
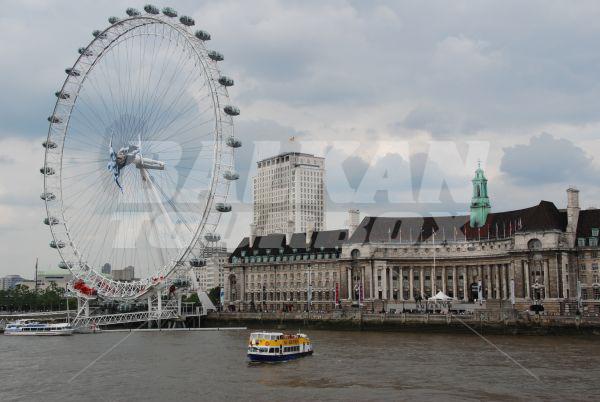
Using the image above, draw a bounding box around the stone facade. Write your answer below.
[253,152,325,235]
[225,187,600,315]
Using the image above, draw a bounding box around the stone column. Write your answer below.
[409,267,414,301]
[347,268,352,300]
[381,268,387,300]
[420,267,425,299]
[524,261,530,300]
[452,266,458,300]
[431,266,436,296]
[389,267,394,300]
[399,267,404,301]
[241,267,246,309]
[494,264,500,299]
[487,265,492,300]
[561,253,569,299]
[543,259,550,299]
[463,266,469,302]
[501,264,508,300]
[442,267,447,295]
[361,268,365,304]
[371,264,375,300]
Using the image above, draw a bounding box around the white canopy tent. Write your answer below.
[428,291,452,301]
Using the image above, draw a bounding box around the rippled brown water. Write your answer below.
[0,329,599,401]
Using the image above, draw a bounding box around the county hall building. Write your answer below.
[224,166,600,315]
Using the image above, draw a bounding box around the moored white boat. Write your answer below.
[3,320,73,336]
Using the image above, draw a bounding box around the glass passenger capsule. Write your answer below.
[78,47,93,56]
[223,170,240,180]
[126,8,140,16]
[189,258,206,267]
[208,50,224,61]
[216,203,232,213]
[48,115,62,123]
[42,140,57,149]
[162,7,177,17]
[224,105,240,116]
[195,30,211,41]
[144,4,159,14]
[92,30,107,39]
[55,91,70,99]
[218,76,234,87]
[40,166,55,175]
[44,217,59,226]
[65,68,81,77]
[205,233,221,242]
[49,240,65,249]
[108,16,120,24]
[40,192,56,201]
[226,136,242,148]
[58,261,72,269]
[180,15,194,26]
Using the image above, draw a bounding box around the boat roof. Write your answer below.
[250,331,284,336]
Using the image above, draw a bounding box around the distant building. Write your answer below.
[112,266,135,281]
[195,242,229,290]
[101,263,112,275]
[253,152,325,236]
[37,270,72,290]
[0,275,26,290]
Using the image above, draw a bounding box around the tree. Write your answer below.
[182,293,200,306]
[208,286,221,307]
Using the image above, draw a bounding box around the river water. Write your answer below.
[0,329,599,401]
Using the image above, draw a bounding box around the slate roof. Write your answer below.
[576,209,600,238]
[229,201,575,258]
[229,229,348,261]
[348,201,567,244]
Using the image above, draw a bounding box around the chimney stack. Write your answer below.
[286,218,295,246]
[249,223,257,248]
[566,187,580,247]
[348,209,360,237]
[306,221,315,249]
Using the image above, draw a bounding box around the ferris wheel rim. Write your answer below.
[42,10,237,300]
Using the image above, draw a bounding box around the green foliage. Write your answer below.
[208,286,221,306]
[0,283,73,312]
[182,293,200,305]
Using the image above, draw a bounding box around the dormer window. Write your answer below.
[590,238,598,247]
[578,238,587,247]
[592,228,599,237]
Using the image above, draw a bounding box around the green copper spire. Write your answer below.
[470,161,491,228]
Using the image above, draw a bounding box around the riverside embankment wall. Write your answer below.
[204,311,600,335]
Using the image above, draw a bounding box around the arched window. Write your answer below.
[527,239,542,250]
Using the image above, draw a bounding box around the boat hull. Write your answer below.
[4,329,73,336]
[248,350,313,362]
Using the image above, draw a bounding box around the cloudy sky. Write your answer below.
[1,0,600,277]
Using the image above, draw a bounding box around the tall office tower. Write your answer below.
[253,152,325,236]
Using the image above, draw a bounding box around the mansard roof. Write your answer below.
[576,208,600,238]
[348,201,567,244]
[229,229,348,261]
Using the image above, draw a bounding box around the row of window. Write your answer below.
[579,263,599,271]
[233,253,341,264]
[578,237,599,247]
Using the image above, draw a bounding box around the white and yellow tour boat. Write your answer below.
[247,331,313,362]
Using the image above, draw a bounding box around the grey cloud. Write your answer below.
[500,133,597,185]
[0,155,15,164]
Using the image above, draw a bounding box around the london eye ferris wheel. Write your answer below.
[41,5,241,301]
